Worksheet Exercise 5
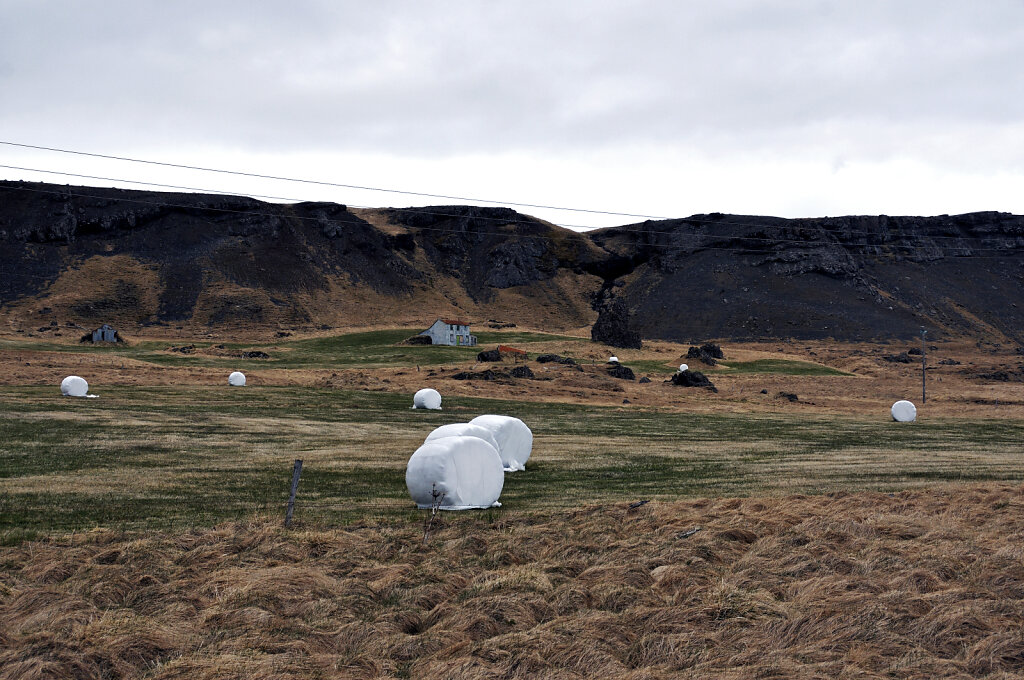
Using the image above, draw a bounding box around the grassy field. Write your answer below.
[4,330,1024,678]
[2,382,1022,541]
[0,328,587,371]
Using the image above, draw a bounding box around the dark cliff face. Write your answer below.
[382,205,598,301]
[591,213,1024,342]
[0,182,421,325]
[1,180,1022,342]
[0,183,599,329]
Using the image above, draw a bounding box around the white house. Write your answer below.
[421,318,477,346]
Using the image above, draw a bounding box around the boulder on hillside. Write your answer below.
[477,349,502,362]
[536,353,577,365]
[607,365,636,380]
[591,298,642,349]
[700,343,724,359]
[452,369,501,381]
[883,352,914,363]
[669,369,717,392]
[509,365,535,379]
[687,346,718,366]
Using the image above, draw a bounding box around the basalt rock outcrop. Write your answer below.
[1,181,1022,343]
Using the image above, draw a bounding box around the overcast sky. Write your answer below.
[2,1,1023,229]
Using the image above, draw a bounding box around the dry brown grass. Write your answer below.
[3,484,1024,679]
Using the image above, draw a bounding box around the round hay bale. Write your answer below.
[424,423,501,452]
[891,400,917,422]
[228,371,246,386]
[406,436,504,509]
[469,414,533,471]
[60,375,88,397]
[678,363,689,372]
[608,356,619,364]
[413,388,442,410]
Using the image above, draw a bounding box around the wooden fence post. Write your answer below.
[285,459,303,528]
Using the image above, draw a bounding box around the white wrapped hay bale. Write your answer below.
[609,356,619,363]
[413,388,442,410]
[678,363,689,372]
[228,371,246,386]
[406,436,504,509]
[891,400,917,422]
[60,375,89,397]
[424,423,501,452]
[469,414,533,472]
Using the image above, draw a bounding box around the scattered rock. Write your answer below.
[638,376,651,384]
[975,368,1024,383]
[168,344,196,354]
[907,347,922,355]
[591,298,642,349]
[883,352,914,363]
[687,344,724,365]
[938,358,961,365]
[508,365,535,379]
[700,343,724,359]
[536,353,577,365]
[760,389,768,394]
[275,331,292,337]
[477,349,502,362]
[777,391,799,402]
[451,370,501,381]
[607,365,636,380]
[669,370,717,392]
[240,351,270,359]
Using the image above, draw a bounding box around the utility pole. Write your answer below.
[920,327,927,404]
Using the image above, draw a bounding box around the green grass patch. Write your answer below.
[2,385,1023,534]
[1,328,588,371]
[717,359,851,376]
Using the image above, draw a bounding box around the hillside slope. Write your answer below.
[0,182,603,335]
[592,212,1024,343]
[1,181,1021,342]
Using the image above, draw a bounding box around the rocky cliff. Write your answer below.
[1,180,1021,342]
[592,212,1024,342]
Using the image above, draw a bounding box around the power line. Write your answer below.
[3,164,1020,250]
[1,181,1018,258]
[0,140,676,221]
[0,163,598,230]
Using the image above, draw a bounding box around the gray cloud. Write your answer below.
[2,0,1023,217]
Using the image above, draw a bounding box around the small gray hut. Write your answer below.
[90,324,120,343]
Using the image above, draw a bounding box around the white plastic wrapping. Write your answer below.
[60,375,89,397]
[469,414,533,472]
[891,400,917,422]
[406,436,504,509]
[678,363,689,372]
[413,388,442,410]
[609,356,619,363]
[228,371,246,386]
[425,423,500,452]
